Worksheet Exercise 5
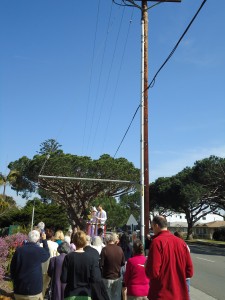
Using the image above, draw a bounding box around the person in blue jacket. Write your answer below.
[10,230,50,300]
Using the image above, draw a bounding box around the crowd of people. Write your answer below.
[9,211,194,300]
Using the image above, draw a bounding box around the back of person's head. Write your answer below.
[105,232,118,244]
[28,230,40,243]
[45,228,55,240]
[133,239,144,255]
[97,227,103,236]
[55,230,64,241]
[37,221,45,231]
[85,235,92,245]
[73,230,87,248]
[92,236,102,246]
[120,233,129,243]
[64,235,71,244]
[57,241,71,254]
[152,215,167,229]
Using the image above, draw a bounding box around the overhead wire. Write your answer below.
[113,0,208,157]
[85,1,114,153]
[89,3,125,155]
[102,7,135,151]
[148,0,207,89]
[82,0,101,154]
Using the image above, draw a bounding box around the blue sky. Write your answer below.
[1,0,225,206]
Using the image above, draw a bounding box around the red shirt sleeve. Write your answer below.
[145,240,162,279]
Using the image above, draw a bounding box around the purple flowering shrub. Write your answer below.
[0,237,9,280]
[0,233,27,280]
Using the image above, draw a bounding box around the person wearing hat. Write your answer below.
[89,206,97,238]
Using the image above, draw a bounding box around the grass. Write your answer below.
[186,239,225,245]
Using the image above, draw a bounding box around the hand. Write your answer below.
[42,233,46,240]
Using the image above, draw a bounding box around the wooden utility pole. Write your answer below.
[113,0,181,242]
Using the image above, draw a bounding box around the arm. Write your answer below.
[121,251,125,267]
[145,241,162,280]
[40,238,50,263]
[124,260,131,287]
[99,249,105,274]
[60,254,68,283]
[47,257,55,277]
[97,211,107,223]
[10,250,18,280]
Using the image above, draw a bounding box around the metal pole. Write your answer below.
[31,200,35,231]
[142,0,150,236]
[140,17,145,244]
[38,175,138,184]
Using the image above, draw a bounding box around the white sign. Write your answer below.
[126,214,138,226]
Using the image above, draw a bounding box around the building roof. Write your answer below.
[195,221,225,228]
[167,222,188,228]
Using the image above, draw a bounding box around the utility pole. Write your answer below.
[113,0,181,243]
[142,1,149,238]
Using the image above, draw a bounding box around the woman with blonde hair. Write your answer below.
[54,230,64,245]
[61,231,98,300]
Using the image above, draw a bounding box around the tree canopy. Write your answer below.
[150,156,225,239]
[8,140,140,228]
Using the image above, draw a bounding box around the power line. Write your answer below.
[89,5,126,155]
[113,104,140,158]
[82,0,101,154]
[113,0,208,157]
[86,1,114,153]
[102,7,134,151]
[148,0,208,89]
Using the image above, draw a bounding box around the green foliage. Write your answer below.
[213,227,225,241]
[150,156,225,239]
[38,138,62,155]
[7,142,139,228]
[0,198,69,231]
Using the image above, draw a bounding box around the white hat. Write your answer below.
[92,206,97,212]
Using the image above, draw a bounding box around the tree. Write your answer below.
[150,157,225,239]
[8,145,139,229]
[0,198,69,230]
[0,170,20,199]
[192,156,225,209]
[38,139,62,155]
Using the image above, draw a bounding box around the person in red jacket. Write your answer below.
[145,216,193,300]
[124,239,150,299]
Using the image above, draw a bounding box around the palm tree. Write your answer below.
[0,170,19,199]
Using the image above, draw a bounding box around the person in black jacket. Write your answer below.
[10,230,50,300]
[84,235,109,300]
[61,231,98,300]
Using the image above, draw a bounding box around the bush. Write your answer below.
[0,237,9,280]
[213,227,225,241]
[0,233,27,280]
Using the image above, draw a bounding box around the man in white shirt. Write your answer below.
[96,204,107,237]
[96,204,107,225]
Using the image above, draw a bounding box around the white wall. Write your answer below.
[151,211,224,225]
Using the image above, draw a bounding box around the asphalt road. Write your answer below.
[189,243,225,300]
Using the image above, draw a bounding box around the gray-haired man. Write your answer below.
[10,230,50,300]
